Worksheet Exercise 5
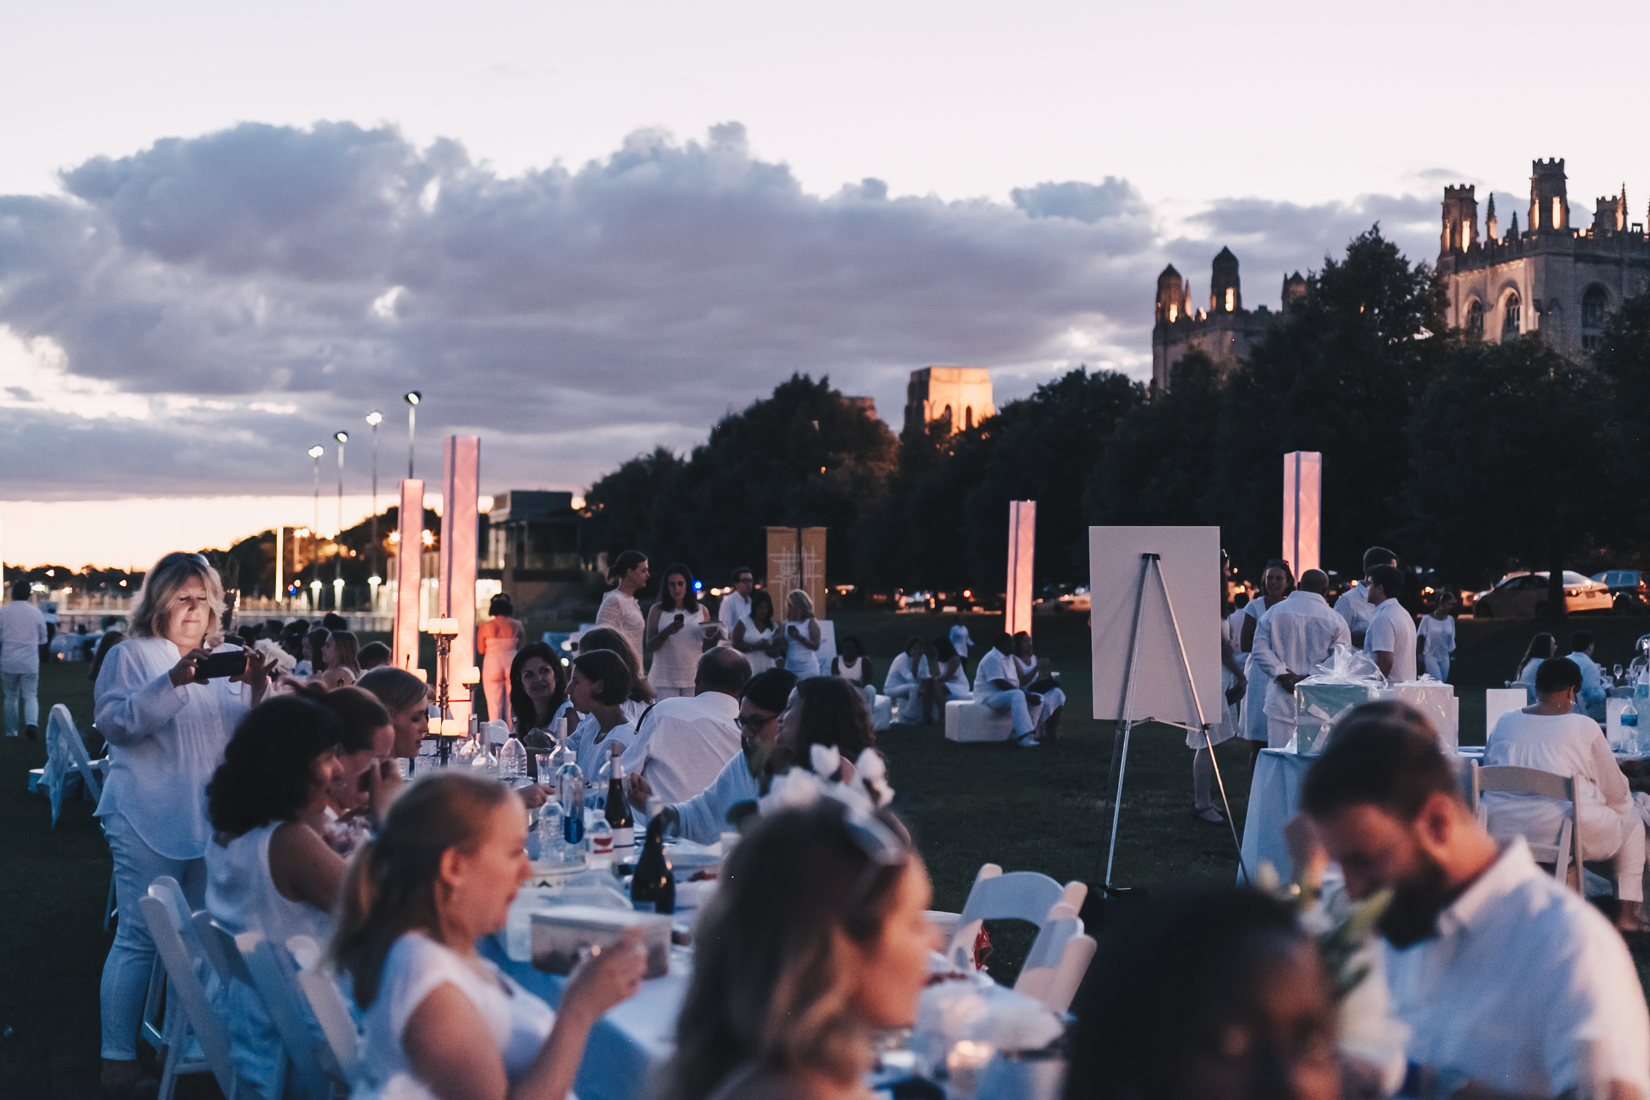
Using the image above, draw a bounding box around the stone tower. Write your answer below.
[1529,159,1569,233]
[1155,265,1185,324]
[1485,193,1498,243]
[1210,247,1241,314]
[1441,185,1479,253]
[1281,271,1307,307]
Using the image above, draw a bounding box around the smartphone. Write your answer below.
[674,613,684,625]
[194,650,248,683]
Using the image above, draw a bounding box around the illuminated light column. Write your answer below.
[440,436,480,727]
[1282,451,1322,574]
[1006,500,1036,636]
[393,479,425,675]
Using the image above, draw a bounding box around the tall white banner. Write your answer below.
[1282,451,1321,574]
[441,437,480,726]
[1006,501,1036,636]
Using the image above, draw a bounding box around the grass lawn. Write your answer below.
[4,609,1648,1097]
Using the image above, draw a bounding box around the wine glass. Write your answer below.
[1615,664,1625,686]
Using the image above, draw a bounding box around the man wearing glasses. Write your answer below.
[630,667,798,843]
[717,566,756,645]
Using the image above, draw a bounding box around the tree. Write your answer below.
[1404,336,1613,613]
[1591,283,1650,549]
[1093,350,1226,531]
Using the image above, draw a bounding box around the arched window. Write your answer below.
[942,404,952,425]
[1466,299,1483,336]
[1502,292,1521,340]
[1583,286,1607,328]
[964,406,974,430]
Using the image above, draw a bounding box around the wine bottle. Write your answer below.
[606,742,636,849]
[630,806,675,913]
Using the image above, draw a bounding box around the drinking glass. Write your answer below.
[1615,664,1625,685]
[533,752,555,784]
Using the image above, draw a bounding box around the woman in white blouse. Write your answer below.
[731,589,784,675]
[645,564,715,699]
[564,649,636,801]
[780,589,822,679]
[95,552,271,1094]
[335,772,645,1100]
[594,550,650,668]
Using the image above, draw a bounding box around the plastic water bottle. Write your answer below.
[498,737,527,783]
[469,738,498,780]
[1621,699,1638,752]
[1636,666,1649,704]
[538,801,566,863]
[557,761,586,849]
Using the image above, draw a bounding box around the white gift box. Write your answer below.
[1375,680,1458,752]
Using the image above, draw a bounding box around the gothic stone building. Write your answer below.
[1151,248,1305,389]
[1438,159,1650,354]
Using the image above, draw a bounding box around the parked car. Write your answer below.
[1591,570,1650,614]
[1470,571,1613,618]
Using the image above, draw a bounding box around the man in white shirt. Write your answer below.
[0,580,48,739]
[949,619,973,663]
[716,566,754,645]
[1566,630,1608,721]
[1302,705,1650,1100]
[1484,656,1646,931]
[1363,564,1417,683]
[1248,569,1351,748]
[1335,546,1397,647]
[621,647,749,805]
[973,633,1037,745]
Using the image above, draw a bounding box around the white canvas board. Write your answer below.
[1089,526,1222,728]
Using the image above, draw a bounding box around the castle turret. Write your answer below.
[1529,158,1569,233]
[1155,265,1184,324]
[1593,190,1627,235]
[1282,271,1307,307]
[1441,185,1478,253]
[1210,247,1241,314]
[1485,193,1498,243]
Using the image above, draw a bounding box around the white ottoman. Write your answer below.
[944,700,1015,743]
[872,694,894,732]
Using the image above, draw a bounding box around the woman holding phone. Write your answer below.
[93,552,272,1096]
[645,563,716,699]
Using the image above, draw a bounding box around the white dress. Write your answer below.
[736,615,777,675]
[1417,613,1456,682]
[782,619,822,678]
[594,590,647,667]
[355,932,555,1100]
[206,823,333,1099]
[649,605,709,697]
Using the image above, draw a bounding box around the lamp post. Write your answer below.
[308,445,325,572]
[366,410,382,574]
[404,391,421,479]
[334,431,349,601]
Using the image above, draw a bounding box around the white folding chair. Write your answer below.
[1012,915,1096,1013]
[138,880,240,1100]
[43,704,104,826]
[139,877,211,1057]
[287,934,360,1087]
[239,931,349,1099]
[1474,765,1583,893]
[944,863,1088,970]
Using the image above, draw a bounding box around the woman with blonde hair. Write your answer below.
[94,551,273,1094]
[667,801,934,1100]
[315,629,362,690]
[334,772,646,1100]
[781,589,822,679]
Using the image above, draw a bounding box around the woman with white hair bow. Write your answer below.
[93,552,272,1096]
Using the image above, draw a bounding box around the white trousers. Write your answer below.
[2,669,39,735]
[481,653,512,728]
[887,685,921,724]
[975,688,1035,738]
[1424,654,1450,683]
[100,812,207,1059]
[1581,805,1647,903]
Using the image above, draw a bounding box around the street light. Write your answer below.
[334,431,349,598]
[404,391,421,479]
[308,445,325,550]
[366,410,383,574]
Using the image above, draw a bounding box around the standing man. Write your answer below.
[717,566,755,646]
[1363,563,1417,683]
[1249,569,1351,750]
[949,616,973,668]
[0,580,47,740]
[1335,546,1397,648]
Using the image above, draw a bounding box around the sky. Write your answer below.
[3,0,1647,567]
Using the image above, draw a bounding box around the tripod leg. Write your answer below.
[1104,721,1133,888]
[1203,725,1249,884]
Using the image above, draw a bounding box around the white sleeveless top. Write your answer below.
[838,655,866,684]
[939,658,970,697]
[783,619,821,678]
[649,605,708,690]
[356,932,554,1100]
[594,590,647,666]
[206,821,333,945]
[738,615,776,674]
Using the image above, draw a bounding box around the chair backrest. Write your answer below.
[287,935,361,1085]
[238,931,346,1099]
[1484,689,1528,740]
[1013,915,1097,1013]
[139,886,240,1099]
[194,913,254,988]
[44,704,100,825]
[1475,765,1582,893]
[947,864,1088,967]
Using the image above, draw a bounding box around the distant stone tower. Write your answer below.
[904,367,995,436]
[1210,247,1241,314]
[1281,271,1307,306]
[1441,185,1479,253]
[1155,265,1185,324]
[1529,159,1569,233]
[1485,193,1499,243]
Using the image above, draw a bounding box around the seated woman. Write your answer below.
[359,667,434,766]
[1063,887,1338,1100]
[335,772,646,1100]
[205,694,370,1097]
[1013,631,1066,741]
[1514,632,1556,703]
[732,590,784,676]
[564,649,636,803]
[927,637,970,722]
[315,630,362,690]
[577,626,654,723]
[657,673,877,844]
[667,800,933,1100]
[882,637,929,727]
[314,686,399,853]
[510,642,571,747]
[295,627,328,678]
[831,635,877,716]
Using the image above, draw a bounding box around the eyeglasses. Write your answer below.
[735,711,778,731]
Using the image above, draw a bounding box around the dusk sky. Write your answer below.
[4,0,1646,566]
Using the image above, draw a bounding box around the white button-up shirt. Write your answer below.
[669,750,761,845]
[94,636,253,860]
[0,599,48,674]
[1334,584,1376,637]
[717,590,751,642]
[1249,591,1351,746]
[619,691,741,805]
[1383,838,1650,1097]
[1364,599,1418,683]
[972,647,1019,699]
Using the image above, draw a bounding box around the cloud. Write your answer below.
[0,120,1453,502]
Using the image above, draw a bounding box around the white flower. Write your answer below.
[810,743,842,779]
